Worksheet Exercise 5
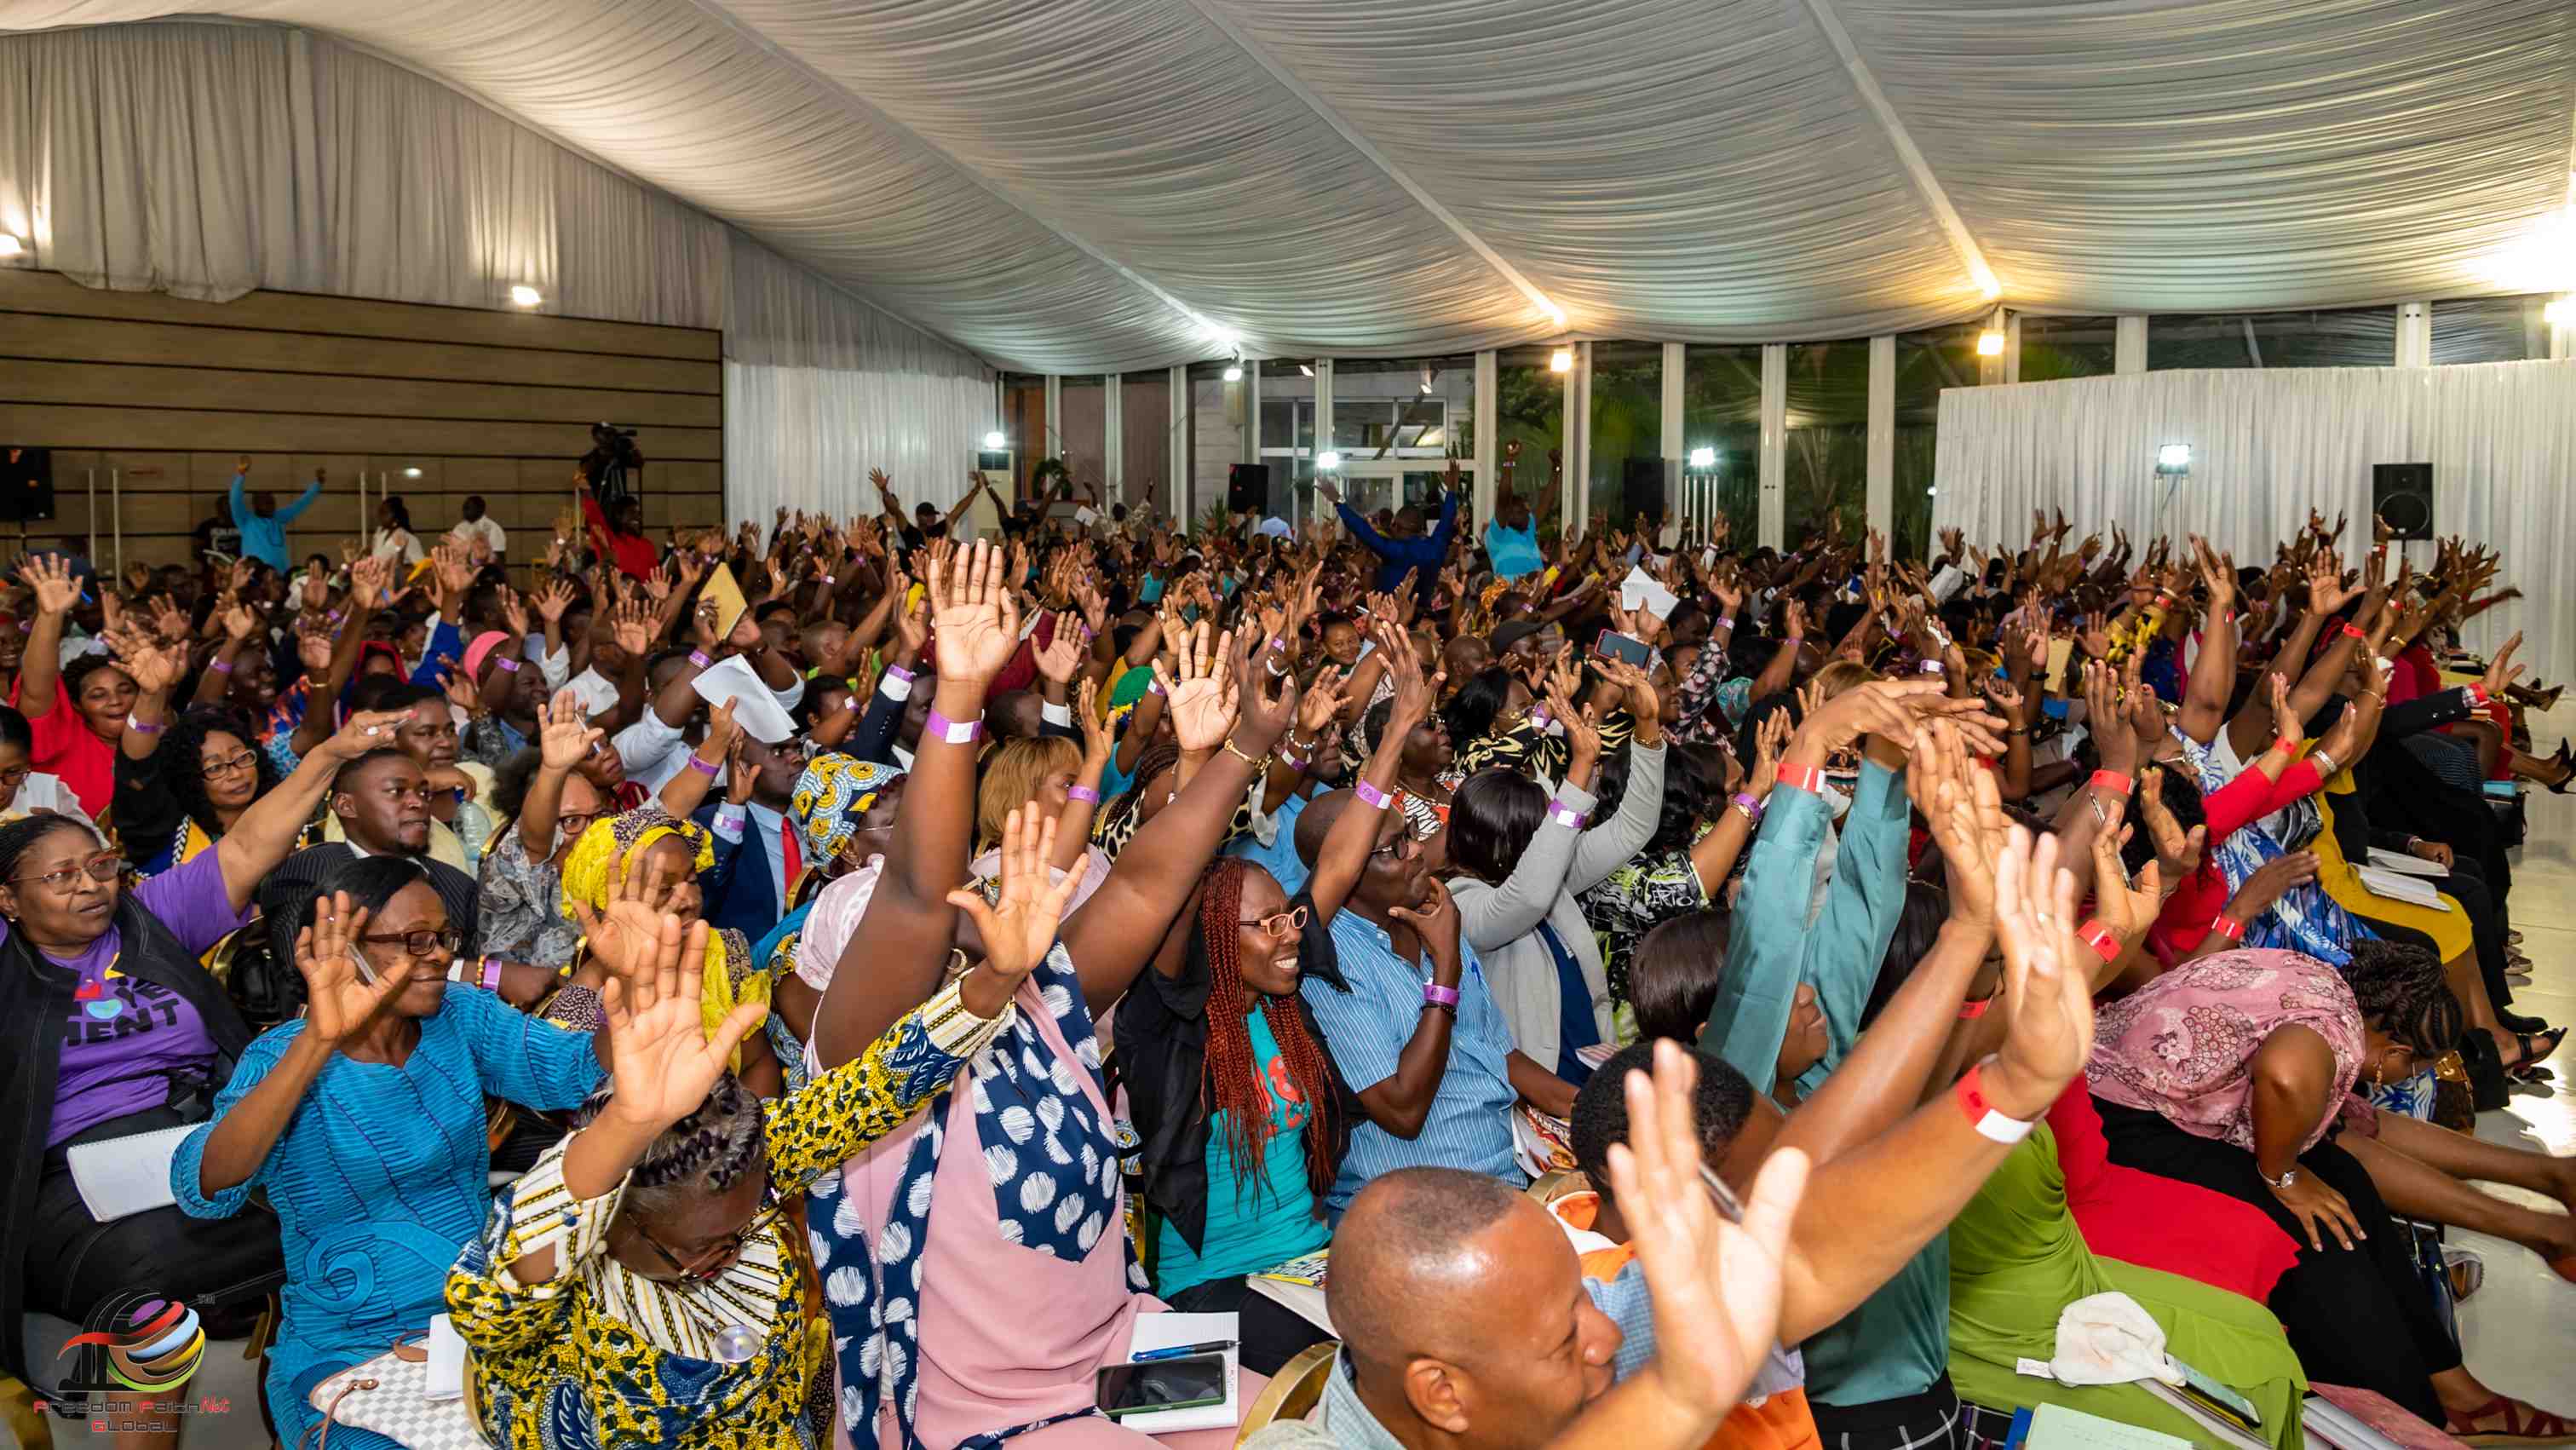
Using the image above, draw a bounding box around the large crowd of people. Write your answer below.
[3,459,2571,1450]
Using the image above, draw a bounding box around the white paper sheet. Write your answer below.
[690,655,794,744]
[424,1314,465,1401]
[66,1125,194,1222]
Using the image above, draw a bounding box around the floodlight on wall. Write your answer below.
[508,284,542,308]
[982,430,1006,450]
[0,234,21,259]
[2155,443,2193,475]
[404,467,423,478]
[1316,452,1343,471]
[1549,348,1574,374]
[1687,446,1716,469]
[1975,330,2004,358]
[1222,363,1244,383]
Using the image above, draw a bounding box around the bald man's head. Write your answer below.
[1327,1168,1620,1448]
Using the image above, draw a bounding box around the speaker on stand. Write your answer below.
[1227,462,1270,515]
[2371,463,2433,542]
[0,446,53,525]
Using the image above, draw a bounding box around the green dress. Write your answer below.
[1946,1125,2309,1450]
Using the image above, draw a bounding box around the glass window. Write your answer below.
[2015,314,2117,382]
[1118,370,1170,516]
[1258,359,1317,522]
[1057,376,1106,498]
[1496,344,1569,536]
[1000,372,1046,497]
[2431,295,2551,365]
[2148,309,2395,370]
[1328,355,1474,516]
[1589,342,1664,531]
[1891,323,1983,561]
[1782,340,1869,547]
[1680,344,1762,544]
[1184,360,1243,530]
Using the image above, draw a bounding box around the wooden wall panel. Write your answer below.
[0,273,722,583]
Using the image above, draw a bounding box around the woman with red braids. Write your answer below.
[1114,625,1439,1373]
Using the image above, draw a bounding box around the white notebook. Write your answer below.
[66,1124,195,1222]
[2025,1403,2191,1450]
[1117,1311,1240,1436]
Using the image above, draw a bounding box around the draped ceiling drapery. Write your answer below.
[1929,360,2576,687]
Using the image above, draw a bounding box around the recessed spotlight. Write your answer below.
[1549,348,1573,374]
[508,285,542,308]
[1975,330,2004,357]
[1688,446,1716,469]
[982,430,1005,450]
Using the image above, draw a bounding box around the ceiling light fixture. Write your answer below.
[1688,446,1716,469]
[1975,330,2004,357]
[982,430,1006,450]
[1222,363,1244,383]
[508,285,542,308]
[1550,348,1574,374]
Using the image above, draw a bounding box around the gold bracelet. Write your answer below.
[1222,738,1269,771]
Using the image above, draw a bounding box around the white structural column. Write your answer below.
[1168,364,1188,521]
[1758,343,1787,549]
[1659,342,1686,522]
[1474,351,1498,522]
[2395,302,2431,367]
[2554,296,2573,360]
[2114,317,2148,374]
[2004,313,2023,385]
[1102,371,1124,495]
[1044,373,1064,455]
[1314,357,1335,480]
[1572,342,1594,527]
[1866,335,1895,541]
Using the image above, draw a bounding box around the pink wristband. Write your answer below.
[2209,913,2245,942]
[2088,769,2133,797]
[924,708,983,745]
[1422,982,1462,1010]
[1354,780,1394,811]
[1065,785,1100,805]
[2078,918,2121,964]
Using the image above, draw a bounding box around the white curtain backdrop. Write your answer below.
[0,20,994,519]
[1930,360,2576,687]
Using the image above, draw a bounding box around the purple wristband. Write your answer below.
[1731,791,1765,821]
[686,753,720,778]
[1716,615,1735,630]
[480,956,505,992]
[1548,799,1585,830]
[127,715,164,736]
[1354,779,1394,811]
[496,655,521,673]
[687,649,712,670]
[1422,982,1462,1010]
[1065,784,1101,805]
[925,708,984,746]
[210,659,235,675]
[885,664,916,684]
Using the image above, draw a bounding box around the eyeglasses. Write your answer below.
[1239,905,1309,939]
[555,811,601,843]
[0,764,30,787]
[11,851,121,893]
[1370,834,1418,862]
[631,1183,785,1284]
[200,749,260,778]
[359,926,463,959]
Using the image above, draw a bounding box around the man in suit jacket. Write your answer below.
[693,733,812,938]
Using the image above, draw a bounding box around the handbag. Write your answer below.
[302,1336,485,1450]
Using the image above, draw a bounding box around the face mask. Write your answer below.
[1818,776,1855,822]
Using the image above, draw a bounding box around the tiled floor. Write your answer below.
[2451,703,2576,1419]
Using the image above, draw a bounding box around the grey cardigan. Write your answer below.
[1446,739,1667,1074]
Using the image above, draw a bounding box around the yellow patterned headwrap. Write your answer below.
[558,805,767,1069]
[789,752,902,869]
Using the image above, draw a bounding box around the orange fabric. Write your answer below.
[1550,1194,1823,1450]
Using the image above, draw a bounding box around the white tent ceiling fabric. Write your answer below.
[5,1,2572,375]
[1927,360,2576,686]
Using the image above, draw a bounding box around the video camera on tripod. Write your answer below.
[579,422,645,504]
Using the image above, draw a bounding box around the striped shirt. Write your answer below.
[1300,908,1525,1214]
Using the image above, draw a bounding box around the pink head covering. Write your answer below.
[457,630,513,685]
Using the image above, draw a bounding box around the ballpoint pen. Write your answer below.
[1131,1339,1237,1363]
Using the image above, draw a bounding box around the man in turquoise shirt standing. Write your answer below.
[227,456,325,572]
[1702,677,1969,1450]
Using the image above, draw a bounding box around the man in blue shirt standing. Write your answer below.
[227,455,325,572]
[1316,460,1462,597]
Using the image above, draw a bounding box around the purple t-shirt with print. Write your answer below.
[35,851,250,1147]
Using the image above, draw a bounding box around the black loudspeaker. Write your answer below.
[1620,457,1665,526]
[0,447,53,523]
[1227,462,1270,515]
[2372,463,2433,542]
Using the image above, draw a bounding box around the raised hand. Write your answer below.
[924,538,1021,686]
[535,578,575,624]
[295,893,415,1045]
[2226,851,2319,927]
[1033,621,1086,686]
[2135,766,2205,881]
[569,849,682,984]
[612,604,652,659]
[103,626,189,696]
[1601,1040,1808,1427]
[595,910,766,1133]
[1154,621,1239,753]
[538,689,602,770]
[2088,824,2164,948]
[325,708,415,762]
[1986,825,2095,1119]
[23,555,79,616]
[944,805,1084,1010]
[1230,627,1301,755]
[1387,877,1462,964]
